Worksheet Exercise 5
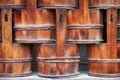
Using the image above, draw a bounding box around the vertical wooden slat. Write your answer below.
[56,8,66,74]
[1,9,13,58]
[107,8,117,58]
[56,8,66,57]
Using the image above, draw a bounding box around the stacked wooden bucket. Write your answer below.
[88,0,120,77]
[0,0,32,77]
[0,0,119,78]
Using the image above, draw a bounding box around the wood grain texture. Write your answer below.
[0,0,27,8]
[88,8,118,77]
[14,0,56,43]
[37,44,80,78]
[1,9,32,77]
[38,0,78,9]
[67,0,103,44]
[90,0,120,9]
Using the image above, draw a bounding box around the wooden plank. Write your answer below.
[1,9,13,58]
[56,8,66,57]
[56,8,66,75]
[107,8,117,58]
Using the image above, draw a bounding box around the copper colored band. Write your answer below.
[14,39,56,44]
[37,56,80,63]
[0,58,32,63]
[0,71,32,77]
[90,5,120,9]
[0,5,26,9]
[14,26,55,30]
[89,58,120,63]
[67,40,103,44]
[38,5,78,9]
[89,72,120,77]
[38,72,80,78]
[67,24,104,29]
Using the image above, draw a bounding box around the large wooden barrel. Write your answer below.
[37,44,80,78]
[88,44,120,77]
[13,0,56,43]
[0,0,27,9]
[67,9,103,44]
[89,0,120,9]
[38,0,79,9]
[0,44,32,77]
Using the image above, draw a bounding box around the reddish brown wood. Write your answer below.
[90,0,120,9]
[38,0,79,9]
[88,8,118,77]
[37,44,80,78]
[14,0,56,43]
[67,0,103,44]
[0,0,27,8]
[0,9,32,77]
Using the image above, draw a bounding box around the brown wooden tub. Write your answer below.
[0,0,27,9]
[88,44,120,77]
[67,9,103,44]
[0,44,32,77]
[89,0,120,9]
[14,27,56,43]
[13,2,56,43]
[38,0,79,9]
[37,44,80,78]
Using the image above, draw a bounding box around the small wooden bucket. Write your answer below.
[13,4,56,43]
[89,0,120,9]
[37,44,80,78]
[67,9,103,44]
[88,44,120,77]
[38,0,79,9]
[0,0,27,9]
[0,44,32,77]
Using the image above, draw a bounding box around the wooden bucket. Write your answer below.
[88,44,120,77]
[67,9,103,44]
[89,0,120,9]
[13,0,56,43]
[0,0,27,9]
[0,44,32,77]
[38,0,79,9]
[37,44,80,78]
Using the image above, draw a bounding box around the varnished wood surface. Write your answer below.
[67,1,103,44]
[14,0,56,43]
[38,0,79,9]
[13,0,103,44]
[37,44,80,78]
[0,0,27,9]
[0,9,32,77]
[88,8,118,77]
[90,0,120,9]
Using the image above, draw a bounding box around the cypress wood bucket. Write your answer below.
[37,44,80,78]
[88,44,120,77]
[67,9,103,44]
[13,0,56,43]
[0,44,32,77]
